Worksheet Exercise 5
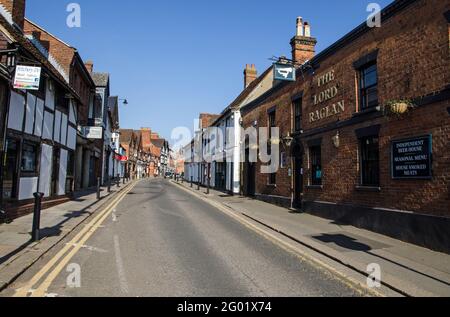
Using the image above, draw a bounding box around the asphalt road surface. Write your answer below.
[3,179,363,297]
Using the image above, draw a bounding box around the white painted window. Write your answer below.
[39,144,53,197]
[69,100,76,124]
[7,91,25,131]
[54,110,62,143]
[45,79,55,110]
[60,114,68,146]
[67,126,77,150]
[42,111,54,140]
[18,177,38,201]
[58,149,68,196]
[25,93,36,134]
[34,98,44,137]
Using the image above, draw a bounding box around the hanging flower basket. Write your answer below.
[384,100,415,116]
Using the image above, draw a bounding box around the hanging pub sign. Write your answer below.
[13,65,42,90]
[391,135,432,179]
[274,63,296,82]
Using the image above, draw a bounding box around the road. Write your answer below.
[2,179,363,297]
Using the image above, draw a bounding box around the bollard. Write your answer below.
[190,177,193,188]
[107,179,111,193]
[32,192,44,242]
[97,177,101,200]
[206,177,210,195]
[117,174,121,188]
[197,180,200,191]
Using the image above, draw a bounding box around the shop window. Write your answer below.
[293,98,302,132]
[3,138,19,199]
[359,136,380,186]
[309,145,322,186]
[268,173,276,186]
[359,62,378,110]
[21,141,38,173]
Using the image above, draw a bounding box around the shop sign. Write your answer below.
[14,65,42,90]
[82,126,103,139]
[392,135,432,179]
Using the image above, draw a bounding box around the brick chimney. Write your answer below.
[0,0,26,29]
[85,60,94,74]
[244,64,257,89]
[290,17,317,65]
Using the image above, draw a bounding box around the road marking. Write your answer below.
[170,181,385,297]
[113,235,129,294]
[65,243,109,254]
[112,210,117,222]
[13,183,135,297]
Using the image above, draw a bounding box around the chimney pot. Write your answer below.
[304,22,311,37]
[296,17,304,37]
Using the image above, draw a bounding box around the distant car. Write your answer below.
[165,171,173,178]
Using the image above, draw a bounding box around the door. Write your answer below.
[3,138,19,199]
[89,156,96,187]
[245,147,256,197]
[293,143,304,209]
[294,156,304,208]
[51,148,60,196]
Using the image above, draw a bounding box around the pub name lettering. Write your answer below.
[309,70,345,123]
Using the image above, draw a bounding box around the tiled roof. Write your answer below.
[119,129,135,143]
[92,72,109,87]
[0,13,80,100]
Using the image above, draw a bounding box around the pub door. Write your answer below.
[293,144,304,209]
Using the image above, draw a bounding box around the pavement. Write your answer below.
[0,180,134,292]
[0,178,367,297]
[173,180,450,297]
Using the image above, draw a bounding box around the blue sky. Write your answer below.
[26,0,393,141]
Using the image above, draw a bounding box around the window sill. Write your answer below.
[352,106,381,118]
[306,185,323,190]
[267,184,277,188]
[355,186,381,192]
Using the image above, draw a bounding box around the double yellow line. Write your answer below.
[14,183,136,297]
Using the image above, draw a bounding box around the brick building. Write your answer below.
[240,0,450,252]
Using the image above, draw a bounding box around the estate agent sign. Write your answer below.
[392,135,432,179]
[14,65,42,90]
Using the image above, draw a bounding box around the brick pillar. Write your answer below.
[244,64,257,89]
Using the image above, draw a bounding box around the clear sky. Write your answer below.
[26,0,393,142]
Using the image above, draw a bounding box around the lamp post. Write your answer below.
[282,133,295,210]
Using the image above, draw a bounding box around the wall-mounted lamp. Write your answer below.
[119,98,128,105]
[332,131,340,148]
[283,133,294,148]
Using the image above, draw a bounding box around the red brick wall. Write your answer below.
[0,0,26,29]
[242,0,450,216]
